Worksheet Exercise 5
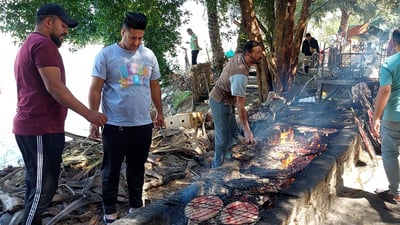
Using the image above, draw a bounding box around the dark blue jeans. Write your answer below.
[15,133,65,225]
[209,98,240,168]
[191,50,200,65]
[101,123,153,214]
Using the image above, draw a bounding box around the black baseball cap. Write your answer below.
[36,4,78,28]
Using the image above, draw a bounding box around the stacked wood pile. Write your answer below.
[351,82,381,164]
[0,128,212,225]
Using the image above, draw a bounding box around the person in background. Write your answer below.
[387,28,400,57]
[364,42,378,67]
[209,40,263,168]
[372,29,400,205]
[387,39,395,56]
[88,12,164,224]
[301,33,320,73]
[187,28,202,65]
[365,42,375,53]
[387,36,397,57]
[13,4,107,225]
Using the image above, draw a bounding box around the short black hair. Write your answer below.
[306,33,311,37]
[393,29,400,46]
[243,40,262,54]
[123,12,147,30]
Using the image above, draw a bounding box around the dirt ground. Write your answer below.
[324,153,400,225]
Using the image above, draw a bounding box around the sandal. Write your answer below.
[103,214,117,224]
[375,189,400,205]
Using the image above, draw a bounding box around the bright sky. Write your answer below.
[178,1,210,66]
[177,0,237,67]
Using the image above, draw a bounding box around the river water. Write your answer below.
[0,34,103,169]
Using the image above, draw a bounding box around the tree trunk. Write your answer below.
[273,0,296,92]
[239,0,274,102]
[260,1,275,50]
[339,8,352,40]
[236,16,247,52]
[206,0,225,77]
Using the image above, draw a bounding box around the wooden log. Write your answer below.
[45,195,101,225]
[51,193,78,204]
[144,155,187,190]
[88,213,102,225]
[356,93,381,152]
[352,109,377,163]
[0,167,23,185]
[0,190,24,212]
[70,160,101,181]
[190,63,212,102]
[0,184,24,193]
[78,204,98,223]
[114,181,206,225]
[9,209,24,225]
[147,153,163,163]
[65,131,101,144]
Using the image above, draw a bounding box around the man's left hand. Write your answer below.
[154,112,165,129]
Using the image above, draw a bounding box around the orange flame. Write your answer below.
[281,153,294,169]
[309,133,327,150]
[280,128,294,144]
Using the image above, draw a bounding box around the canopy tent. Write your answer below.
[346,23,369,39]
[345,22,390,42]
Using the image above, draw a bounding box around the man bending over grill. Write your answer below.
[209,40,263,168]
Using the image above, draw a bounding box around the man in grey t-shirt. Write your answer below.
[88,12,164,224]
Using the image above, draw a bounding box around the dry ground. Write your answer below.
[324,154,400,225]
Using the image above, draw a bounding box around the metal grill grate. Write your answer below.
[184,195,224,222]
[217,201,259,225]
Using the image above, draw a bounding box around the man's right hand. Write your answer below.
[244,130,255,145]
[371,118,381,139]
[87,111,107,127]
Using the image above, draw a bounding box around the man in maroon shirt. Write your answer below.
[13,4,107,225]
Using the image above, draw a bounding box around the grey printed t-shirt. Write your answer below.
[92,43,161,126]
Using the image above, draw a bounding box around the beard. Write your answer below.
[50,33,63,48]
[251,57,262,65]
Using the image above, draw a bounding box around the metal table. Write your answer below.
[316,79,377,102]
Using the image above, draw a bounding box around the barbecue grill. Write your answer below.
[184,195,260,225]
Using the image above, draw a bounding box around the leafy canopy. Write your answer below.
[0,0,187,76]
